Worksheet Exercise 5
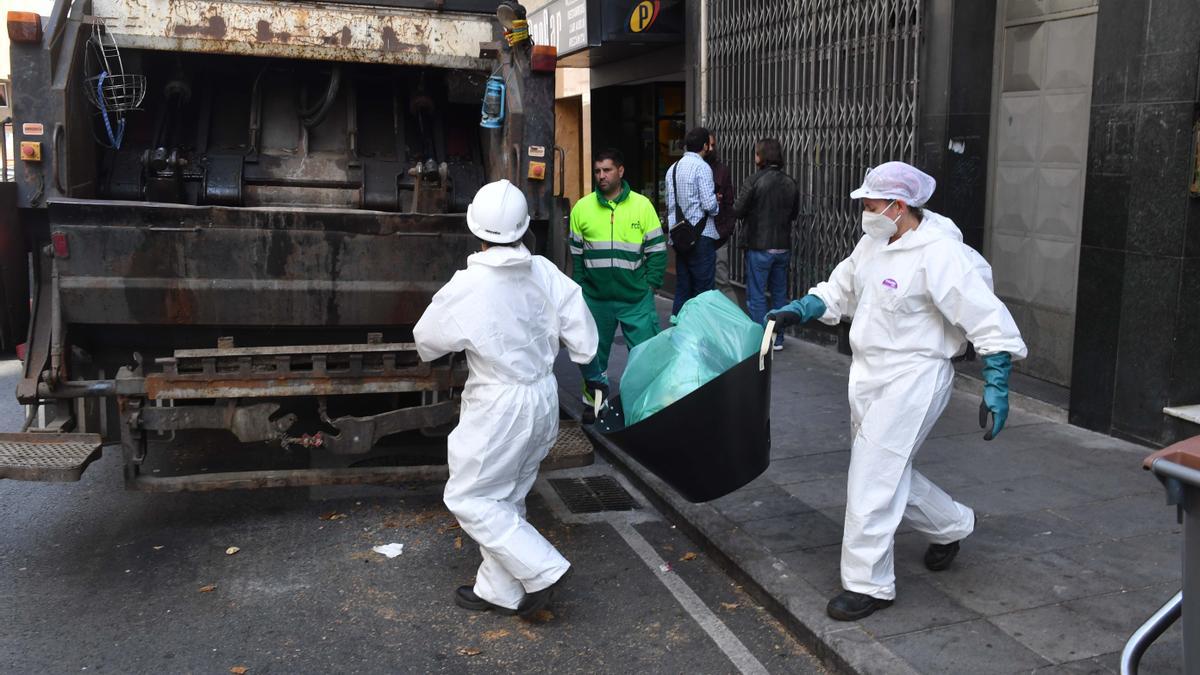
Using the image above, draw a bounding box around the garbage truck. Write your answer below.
[0,0,578,490]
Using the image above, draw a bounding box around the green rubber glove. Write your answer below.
[767,294,827,329]
[978,352,1012,441]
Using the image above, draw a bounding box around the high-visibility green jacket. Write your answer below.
[569,181,668,304]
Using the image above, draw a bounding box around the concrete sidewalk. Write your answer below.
[557,300,1184,674]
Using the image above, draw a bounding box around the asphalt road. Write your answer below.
[0,357,826,674]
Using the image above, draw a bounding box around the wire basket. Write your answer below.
[84,72,145,113]
[83,20,146,113]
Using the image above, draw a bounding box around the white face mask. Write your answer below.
[861,201,901,239]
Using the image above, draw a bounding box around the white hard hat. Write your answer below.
[849,161,937,207]
[467,179,530,244]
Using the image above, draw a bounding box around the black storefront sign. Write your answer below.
[528,0,681,57]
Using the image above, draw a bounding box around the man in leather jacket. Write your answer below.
[733,138,799,350]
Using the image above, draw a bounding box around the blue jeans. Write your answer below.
[672,235,718,315]
[746,249,790,343]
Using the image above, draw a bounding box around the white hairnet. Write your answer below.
[849,161,936,207]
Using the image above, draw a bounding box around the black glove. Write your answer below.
[585,381,609,401]
[765,309,802,329]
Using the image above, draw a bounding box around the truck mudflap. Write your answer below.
[0,433,104,481]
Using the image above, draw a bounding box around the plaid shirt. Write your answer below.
[666,152,720,239]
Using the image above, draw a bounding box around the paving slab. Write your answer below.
[880,619,1051,674]
[556,297,1184,674]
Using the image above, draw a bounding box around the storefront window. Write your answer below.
[591,81,685,215]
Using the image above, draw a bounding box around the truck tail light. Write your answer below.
[531,45,557,73]
[51,231,69,258]
[7,11,43,44]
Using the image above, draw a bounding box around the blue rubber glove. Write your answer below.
[767,294,827,329]
[978,352,1012,441]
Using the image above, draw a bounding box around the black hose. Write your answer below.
[301,66,342,129]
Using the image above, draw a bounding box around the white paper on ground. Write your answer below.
[372,543,405,558]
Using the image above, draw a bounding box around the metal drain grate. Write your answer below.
[541,423,594,471]
[550,475,640,513]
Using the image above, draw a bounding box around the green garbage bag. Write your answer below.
[620,291,764,425]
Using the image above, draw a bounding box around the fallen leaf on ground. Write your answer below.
[438,522,462,534]
[720,602,739,610]
[457,647,482,657]
[454,536,463,550]
[482,629,510,641]
[518,627,541,641]
[528,609,555,623]
[198,584,217,593]
[225,546,240,555]
[319,511,348,521]
[680,552,698,562]
[230,667,248,674]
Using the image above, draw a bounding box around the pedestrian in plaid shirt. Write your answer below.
[666,127,720,316]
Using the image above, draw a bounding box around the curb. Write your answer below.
[562,391,920,675]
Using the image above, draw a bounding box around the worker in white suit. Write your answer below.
[414,179,599,619]
[768,162,1027,621]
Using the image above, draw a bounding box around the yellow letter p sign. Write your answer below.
[628,0,660,33]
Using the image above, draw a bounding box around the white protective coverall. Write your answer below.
[413,244,598,610]
[809,210,1027,600]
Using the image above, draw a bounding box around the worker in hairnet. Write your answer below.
[414,179,599,619]
[768,161,1027,621]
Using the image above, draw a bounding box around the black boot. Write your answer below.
[925,513,974,571]
[517,568,573,619]
[924,540,961,571]
[454,586,517,615]
[826,590,893,621]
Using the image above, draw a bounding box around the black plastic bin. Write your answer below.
[593,326,775,503]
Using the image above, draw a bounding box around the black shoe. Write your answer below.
[454,586,517,615]
[517,568,573,619]
[925,513,974,571]
[826,590,893,621]
[924,541,961,571]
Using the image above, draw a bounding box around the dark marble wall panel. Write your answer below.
[1110,254,1182,443]
[1140,50,1200,103]
[1068,246,1127,431]
[1090,0,1148,105]
[1126,174,1189,257]
[1074,0,1200,446]
[1081,174,1131,251]
[1170,257,1200,405]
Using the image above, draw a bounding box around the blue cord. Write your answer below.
[96,71,124,149]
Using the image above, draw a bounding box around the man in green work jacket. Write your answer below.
[569,148,668,415]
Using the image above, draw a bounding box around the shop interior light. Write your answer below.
[7,11,43,44]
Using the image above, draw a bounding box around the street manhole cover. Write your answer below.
[549,476,640,514]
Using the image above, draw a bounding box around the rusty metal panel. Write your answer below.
[90,0,497,70]
[47,200,478,326]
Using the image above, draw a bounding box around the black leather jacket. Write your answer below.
[733,166,799,250]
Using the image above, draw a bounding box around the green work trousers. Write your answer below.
[579,290,660,389]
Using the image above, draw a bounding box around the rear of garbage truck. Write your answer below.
[0,0,569,490]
